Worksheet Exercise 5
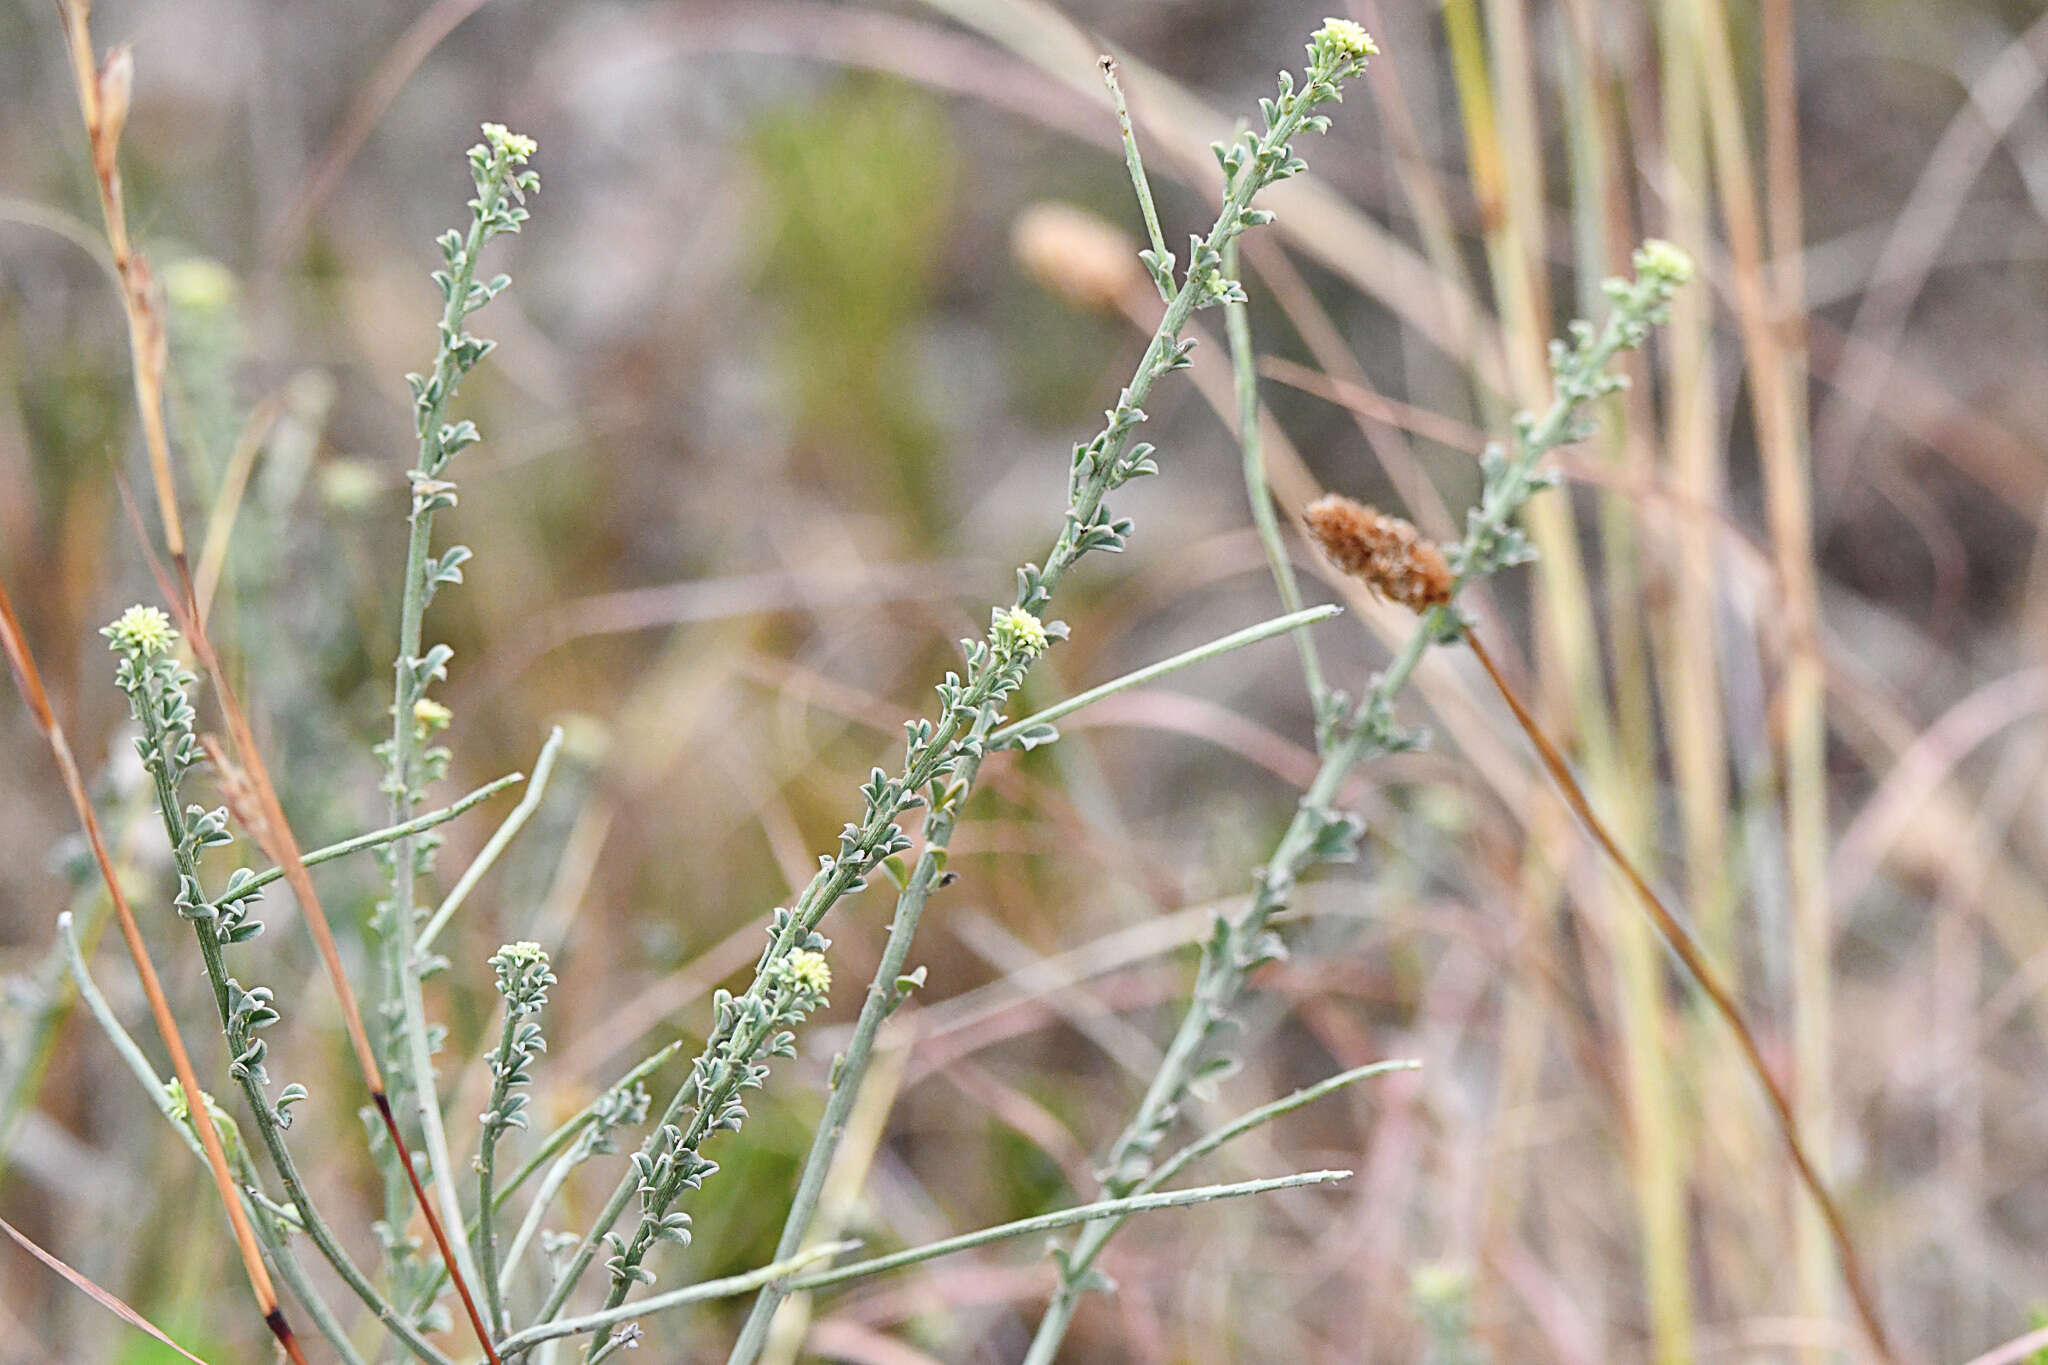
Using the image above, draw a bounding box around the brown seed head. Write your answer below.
[1303,493,1453,613]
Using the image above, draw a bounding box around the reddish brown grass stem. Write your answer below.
[1465,627,1900,1365]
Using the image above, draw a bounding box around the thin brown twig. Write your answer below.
[0,580,305,1365]
[57,0,181,562]
[1464,627,1901,1365]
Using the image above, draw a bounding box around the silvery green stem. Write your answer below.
[788,1171,1350,1293]
[724,708,997,1363]
[106,632,457,1365]
[1224,242,1330,725]
[417,727,564,956]
[406,1046,674,1320]
[987,604,1340,749]
[1102,58,1173,302]
[58,912,370,1365]
[1025,245,1693,1359]
[229,771,523,901]
[728,605,1339,1362]
[545,38,1378,1351]
[512,1173,1349,1360]
[377,123,536,1312]
[477,943,553,1336]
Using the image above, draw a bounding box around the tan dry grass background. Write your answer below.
[5,1,2048,1361]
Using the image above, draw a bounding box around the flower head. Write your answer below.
[1311,18,1379,64]
[777,949,832,1002]
[479,122,538,163]
[413,697,453,740]
[490,940,556,1013]
[990,607,1051,661]
[102,605,176,658]
[1633,238,1694,289]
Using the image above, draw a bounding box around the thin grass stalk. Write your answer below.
[1560,11,1697,1357]
[1465,630,1898,1364]
[57,0,182,565]
[1689,1,1837,1350]
[1447,6,1693,1348]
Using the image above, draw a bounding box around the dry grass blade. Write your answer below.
[57,0,182,564]
[1464,628,1900,1365]
[0,579,306,1365]
[0,1212,216,1364]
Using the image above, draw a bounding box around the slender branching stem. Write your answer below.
[103,617,458,1365]
[374,123,536,1328]
[1224,242,1330,723]
[417,728,563,955]
[230,771,524,901]
[543,35,1381,1354]
[727,604,1339,1361]
[58,913,370,1365]
[1025,242,1695,1359]
[513,1172,1347,1360]
[987,604,1339,750]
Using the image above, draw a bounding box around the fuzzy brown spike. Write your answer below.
[1301,493,1453,613]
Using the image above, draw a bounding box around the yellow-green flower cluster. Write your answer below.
[778,949,832,1001]
[1633,238,1695,289]
[990,607,1051,661]
[101,605,176,658]
[1312,18,1379,62]
[479,122,537,163]
[412,697,453,740]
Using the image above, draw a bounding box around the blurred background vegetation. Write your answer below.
[4,0,2048,1361]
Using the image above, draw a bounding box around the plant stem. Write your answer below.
[1025,249,1691,1358]
[544,46,1375,1347]
[405,1043,679,1320]
[123,660,457,1365]
[729,602,1338,1362]
[726,708,997,1362]
[515,1173,1347,1359]
[231,771,524,901]
[379,130,533,1329]
[59,913,370,1365]
[477,1015,521,1335]
[1224,243,1329,721]
[987,605,1339,749]
[418,728,563,955]
[1101,57,1172,302]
